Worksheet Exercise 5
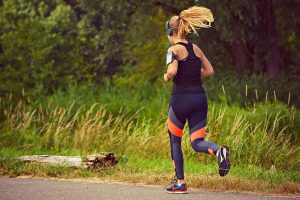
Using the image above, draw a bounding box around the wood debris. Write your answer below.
[17,152,118,169]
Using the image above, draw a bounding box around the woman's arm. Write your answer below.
[200,49,214,79]
[164,46,178,81]
[193,44,214,79]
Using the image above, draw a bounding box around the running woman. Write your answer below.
[164,6,231,194]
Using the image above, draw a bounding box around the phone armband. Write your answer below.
[166,51,177,66]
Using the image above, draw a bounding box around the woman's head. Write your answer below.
[166,6,214,43]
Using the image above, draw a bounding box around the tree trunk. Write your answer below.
[210,28,249,78]
[256,0,280,79]
[231,42,248,78]
[265,0,280,79]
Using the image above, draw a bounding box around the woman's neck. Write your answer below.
[173,37,188,44]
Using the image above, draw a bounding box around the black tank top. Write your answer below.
[171,42,205,95]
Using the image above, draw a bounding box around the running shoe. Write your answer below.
[166,178,187,194]
[165,180,188,194]
[217,145,231,176]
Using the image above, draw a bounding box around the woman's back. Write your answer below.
[172,42,204,94]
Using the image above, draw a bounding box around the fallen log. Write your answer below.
[17,152,118,169]
[83,152,118,169]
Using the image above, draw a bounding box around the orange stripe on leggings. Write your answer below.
[190,126,206,142]
[167,118,183,137]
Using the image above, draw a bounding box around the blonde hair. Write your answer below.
[169,6,214,38]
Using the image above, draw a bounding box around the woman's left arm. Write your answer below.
[164,46,178,81]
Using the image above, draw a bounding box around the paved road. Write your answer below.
[0,176,298,200]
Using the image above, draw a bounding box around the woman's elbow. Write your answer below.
[202,69,214,78]
[205,69,214,77]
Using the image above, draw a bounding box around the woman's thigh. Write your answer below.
[187,93,208,136]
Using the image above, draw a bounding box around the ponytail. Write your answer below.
[169,6,214,38]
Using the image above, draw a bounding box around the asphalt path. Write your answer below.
[0,176,298,200]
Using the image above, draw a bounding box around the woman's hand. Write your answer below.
[164,73,170,81]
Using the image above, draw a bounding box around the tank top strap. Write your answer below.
[174,42,198,60]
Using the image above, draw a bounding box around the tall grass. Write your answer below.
[0,83,299,171]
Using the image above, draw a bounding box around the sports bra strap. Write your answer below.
[174,42,198,60]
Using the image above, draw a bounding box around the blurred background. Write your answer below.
[0,0,299,179]
[0,0,299,104]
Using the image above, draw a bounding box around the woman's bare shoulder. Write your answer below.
[168,44,184,53]
[172,44,186,52]
[192,43,204,59]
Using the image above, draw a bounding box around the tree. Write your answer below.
[153,0,299,80]
[0,0,85,97]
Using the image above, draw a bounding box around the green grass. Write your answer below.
[1,147,299,195]
[0,79,299,195]
[1,95,298,171]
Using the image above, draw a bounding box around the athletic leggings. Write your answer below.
[167,92,219,180]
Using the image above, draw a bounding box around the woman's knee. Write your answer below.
[191,138,205,151]
[169,131,182,144]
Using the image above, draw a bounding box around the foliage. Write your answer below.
[0,81,299,171]
[1,149,299,194]
[0,0,87,97]
[0,0,299,176]
[0,0,299,104]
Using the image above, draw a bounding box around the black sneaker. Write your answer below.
[217,145,230,176]
[165,182,188,194]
